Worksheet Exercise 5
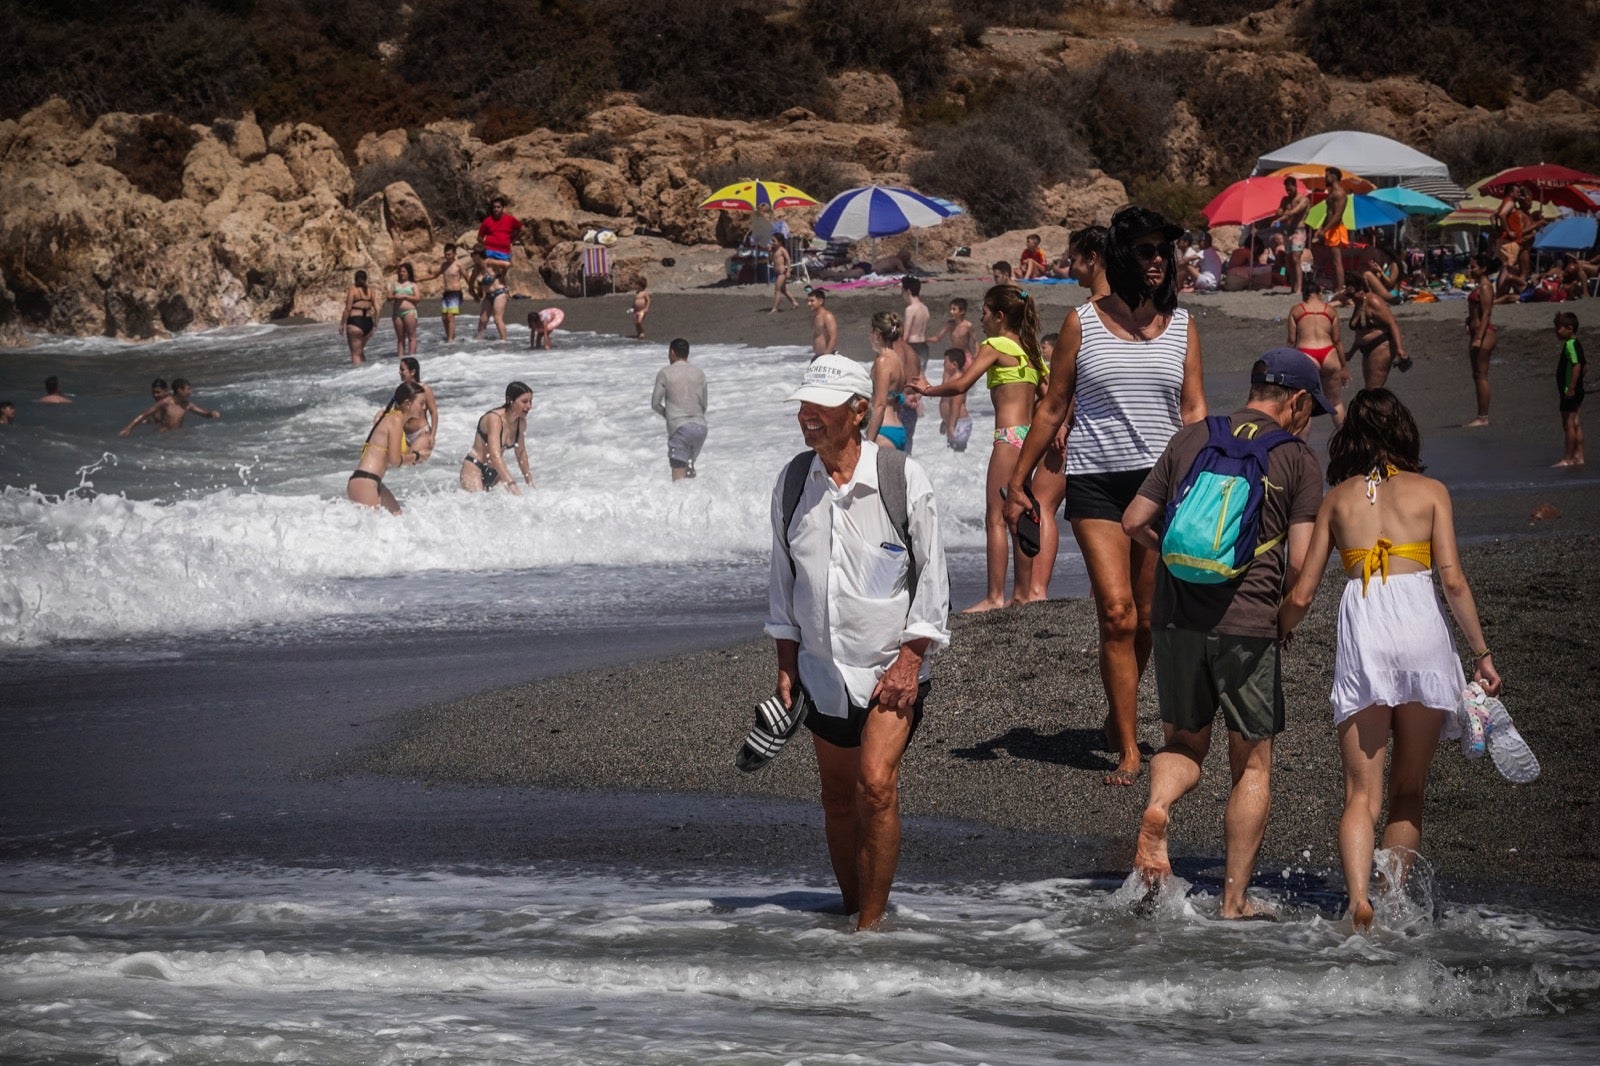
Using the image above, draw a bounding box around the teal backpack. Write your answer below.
[1161,416,1296,584]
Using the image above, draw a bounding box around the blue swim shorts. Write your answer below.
[484,248,511,263]
[442,291,462,315]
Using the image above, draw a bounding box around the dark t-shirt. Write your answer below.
[1138,408,1323,638]
[1558,337,1586,396]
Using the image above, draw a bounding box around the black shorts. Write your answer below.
[805,681,929,749]
[1065,467,1151,523]
[1560,391,1584,414]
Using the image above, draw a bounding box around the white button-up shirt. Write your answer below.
[765,440,951,717]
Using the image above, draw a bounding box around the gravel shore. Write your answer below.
[357,288,1600,904]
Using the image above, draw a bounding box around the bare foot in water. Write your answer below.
[1134,807,1172,886]
[1349,898,1374,931]
[1464,416,1490,428]
[961,597,1009,614]
[1221,896,1278,921]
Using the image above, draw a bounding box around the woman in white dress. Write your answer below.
[1280,388,1501,930]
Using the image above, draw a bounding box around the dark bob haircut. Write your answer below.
[1104,205,1184,315]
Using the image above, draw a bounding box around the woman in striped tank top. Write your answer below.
[1004,206,1207,786]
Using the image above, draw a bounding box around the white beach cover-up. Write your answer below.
[1331,570,1464,737]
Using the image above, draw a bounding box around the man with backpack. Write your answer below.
[765,354,951,931]
[1118,348,1328,918]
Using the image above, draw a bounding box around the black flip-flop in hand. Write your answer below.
[1000,486,1042,557]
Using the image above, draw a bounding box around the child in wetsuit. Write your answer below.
[1555,311,1586,467]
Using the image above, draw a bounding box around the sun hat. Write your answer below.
[1251,347,1333,416]
[787,353,873,407]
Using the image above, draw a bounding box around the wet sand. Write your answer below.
[355,286,1600,904]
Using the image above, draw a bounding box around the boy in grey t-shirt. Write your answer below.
[651,338,708,480]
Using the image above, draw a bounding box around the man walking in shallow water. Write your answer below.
[766,355,950,930]
[1119,351,1325,918]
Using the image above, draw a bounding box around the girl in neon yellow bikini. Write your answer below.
[909,284,1046,612]
[389,263,420,359]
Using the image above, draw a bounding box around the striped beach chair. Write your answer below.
[582,245,613,296]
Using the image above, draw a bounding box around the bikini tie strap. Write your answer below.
[1360,537,1393,595]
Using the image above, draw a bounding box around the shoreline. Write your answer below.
[357,533,1600,905]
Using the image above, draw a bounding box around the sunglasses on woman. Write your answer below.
[1133,242,1173,261]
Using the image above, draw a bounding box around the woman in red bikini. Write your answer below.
[1465,253,1498,427]
[1287,277,1346,426]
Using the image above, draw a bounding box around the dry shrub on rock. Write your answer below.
[911,127,1040,237]
[804,0,948,103]
[353,135,488,234]
[106,115,200,203]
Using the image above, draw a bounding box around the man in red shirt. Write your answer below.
[477,197,524,276]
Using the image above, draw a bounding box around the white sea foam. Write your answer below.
[1,327,1006,647]
[1,860,1596,1066]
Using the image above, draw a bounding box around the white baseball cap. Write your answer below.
[786,354,873,408]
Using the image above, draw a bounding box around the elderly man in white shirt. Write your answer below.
[766,354,951,931]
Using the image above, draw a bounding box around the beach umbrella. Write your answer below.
[1202,176,1306,226]
[698,180,819,212]
[1268,164,1377,194]
[1255,131,1450,180]
[1479,164,1600,198]
[1305,193,1408,231]
[812,185,962,241]
[1532,216,1599,252]
[1400,175,1468,204]
[1369,186,1453,217]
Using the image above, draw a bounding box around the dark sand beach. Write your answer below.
[352,282,1600,907]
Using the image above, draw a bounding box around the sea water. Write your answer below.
[5,325,1599,1063]
[1,856,1597,1064]
[0,322,1019,651]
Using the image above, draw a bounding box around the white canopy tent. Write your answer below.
[1254,131,1451,181]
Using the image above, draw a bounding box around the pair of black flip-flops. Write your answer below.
[735,687,814,772]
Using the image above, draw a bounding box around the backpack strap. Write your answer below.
[874,446,919,597]
[780,449,814,579]
[780,445,922,601]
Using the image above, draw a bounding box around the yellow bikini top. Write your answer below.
[1338,463,1430,593]
[360,410,409,458]
[1339,538,1433,594]
[983,336,1042,390]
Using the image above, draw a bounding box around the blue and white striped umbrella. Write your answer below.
[812,185,962,241]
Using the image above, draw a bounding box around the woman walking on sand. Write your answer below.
[1288,277,1346,426]
[1280,389,1501,930]
[340,270,378,365]
[1344,278,1409,390]
[1465,254,1498,427]
[910,284,1047,612]
[1003,205,1206,787]
[398,357,439,456]
[389,263,421,358]
[348,381,430,515]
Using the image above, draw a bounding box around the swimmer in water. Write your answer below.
[389,263,420,358]
[460,381,533,494]
[341,270,378,364]
[120,378,219,435]
[348,381,429,515]
[397,357,439,456]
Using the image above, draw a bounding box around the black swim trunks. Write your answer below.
[1065,468,1151,522]
[804,681,930,749]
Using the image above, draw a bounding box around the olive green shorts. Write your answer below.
[1153,629,1284,740]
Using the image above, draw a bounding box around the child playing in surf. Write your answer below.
[631,277,652,340]
[1555,311,1586,467]
[1279,388,1501,931]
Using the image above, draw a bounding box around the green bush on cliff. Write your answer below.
[804,0,948,103]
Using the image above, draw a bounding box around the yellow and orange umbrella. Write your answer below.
[698,180,819,212]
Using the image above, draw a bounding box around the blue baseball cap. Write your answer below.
[1252,347,1333,416]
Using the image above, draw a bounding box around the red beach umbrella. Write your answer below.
[1203,176,1307,227]
[1479,164,1600,197]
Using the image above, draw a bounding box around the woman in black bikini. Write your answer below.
[340,270,378,365]
[474,254,511,341]
[348,381,429,515]
[460,381,533,494]
[1344,278,1409,390]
